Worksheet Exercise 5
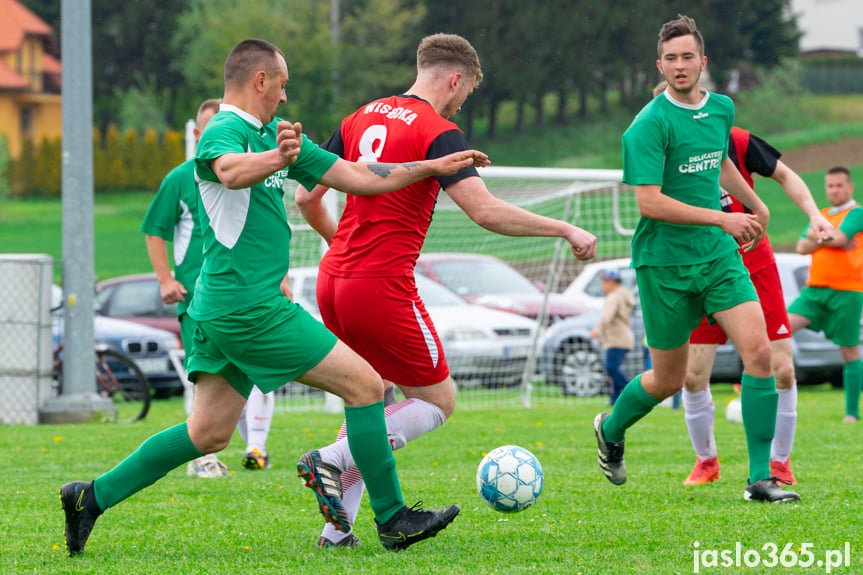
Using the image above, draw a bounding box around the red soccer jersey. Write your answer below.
[318,95,477,277]
[722,126,779,274]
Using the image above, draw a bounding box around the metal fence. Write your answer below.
[0,254,55,425]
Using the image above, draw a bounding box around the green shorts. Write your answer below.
[788,286,863,347]
[186,295,337,398]
[178,312,195,372]
[636,250,758,350]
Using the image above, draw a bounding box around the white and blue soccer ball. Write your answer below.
[476,445,544,513]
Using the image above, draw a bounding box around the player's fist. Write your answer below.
[276,121,303,167]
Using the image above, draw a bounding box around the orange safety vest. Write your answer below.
[808,205,863,292]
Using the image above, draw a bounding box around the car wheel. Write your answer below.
[553,339,607,397]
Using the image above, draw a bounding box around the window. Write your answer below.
[109,281,161,318]
[20,108,33,136]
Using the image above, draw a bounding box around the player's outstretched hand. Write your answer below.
[431,150,490,175]
[276,121,303,167]
[568,226,597,261]
[810,212,836,244]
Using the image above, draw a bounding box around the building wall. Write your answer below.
[791,0,863,54]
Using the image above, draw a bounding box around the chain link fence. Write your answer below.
[0,254,55,425]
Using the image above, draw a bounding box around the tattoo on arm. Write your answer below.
[367,162,420,179]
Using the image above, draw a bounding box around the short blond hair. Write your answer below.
[417,33,483,84]
[196,98,221,126]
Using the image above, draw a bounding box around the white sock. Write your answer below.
[771,384,797,463]
[683,387,717,460]
[237,402,248,446]
[318,398,446,542]
[318,398,446,471]
[244,386,274,454]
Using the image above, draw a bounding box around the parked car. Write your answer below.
[287,267,539,388]
[52,285,181,393]
[415,252,585,325]
[95,273,181,338]
[541,253,852,396]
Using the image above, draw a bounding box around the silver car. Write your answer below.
[541,253,851,396]
[287,267,538,388]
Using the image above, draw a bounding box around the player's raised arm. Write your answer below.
[317,149,489,196]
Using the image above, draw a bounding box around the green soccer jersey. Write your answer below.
[622,91,739,267]
[140,158,203,317]
[189,104,338,321]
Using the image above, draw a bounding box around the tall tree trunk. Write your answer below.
[514,98,525,133]
[578,86,588,118]
[533,91,544,126]
[555,87,568,125]
[486,101,498,138]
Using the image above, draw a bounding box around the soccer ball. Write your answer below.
[476,445,544,513]
[725,396,743,423]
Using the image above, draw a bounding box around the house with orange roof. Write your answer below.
[0,0,62,158]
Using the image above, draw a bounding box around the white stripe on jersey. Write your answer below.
[412,301,438,368]
[173,199,194,266]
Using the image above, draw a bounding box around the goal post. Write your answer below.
[280,166,639,412]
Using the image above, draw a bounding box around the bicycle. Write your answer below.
[53,339,152,424]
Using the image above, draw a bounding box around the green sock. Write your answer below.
[843,360,862,419]
[344,401,404,524]
[602,375,660,443]
[93,422,202,511]
[740,373,777,483]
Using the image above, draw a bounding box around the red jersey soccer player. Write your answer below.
[295,34,597,548]
[681,125,833,487]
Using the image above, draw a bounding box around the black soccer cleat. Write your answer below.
[297,450,351,533]
[594,412,626,485]
[59,480,103,556]
[743,477,801,503]
[317,533,364,549]
[376,501,460,551]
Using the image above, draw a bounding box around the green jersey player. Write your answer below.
[593,14,799,503]
[60,38,490,557]
[141,98,276,475]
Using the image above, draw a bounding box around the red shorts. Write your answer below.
[316,270,449,387]
[689,262,791,345]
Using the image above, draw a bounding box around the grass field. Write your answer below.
[2,385,860,574]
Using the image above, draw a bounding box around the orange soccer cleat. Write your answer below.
[683,457,720,486]
[769,458,797,485]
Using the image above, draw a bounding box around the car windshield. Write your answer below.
[415,274,466,306]
[429,259,539,296]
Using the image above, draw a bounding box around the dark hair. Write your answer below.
[224,39,284,88]
[417,33,483,84]
[657,14,704,58]
[827,166,851,180]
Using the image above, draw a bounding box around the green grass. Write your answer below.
[2,385,860,574]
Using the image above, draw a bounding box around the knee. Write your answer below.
[742,340,772,375]
[773,359,795,389]
[345,370,385,407]
[189,424,233,455]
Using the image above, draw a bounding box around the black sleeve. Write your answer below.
[320,128,345,158]
[745,133,781,178]
[426,129,480,188]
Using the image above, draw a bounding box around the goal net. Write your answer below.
[279,166,640,412]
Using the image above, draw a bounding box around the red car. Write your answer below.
[415,253,585,326]
[95,273,181,341]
